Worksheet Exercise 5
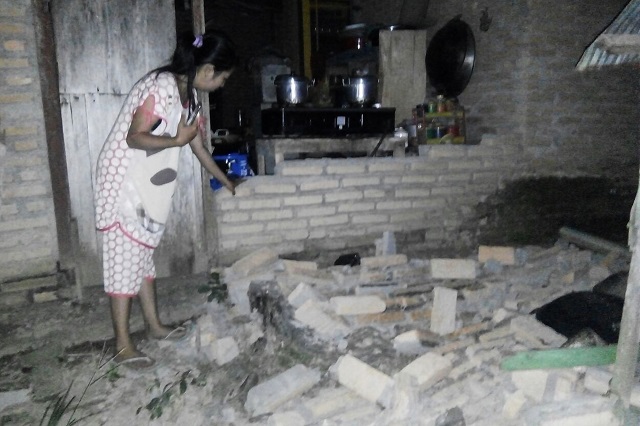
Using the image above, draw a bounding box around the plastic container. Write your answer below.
[210,153,253,191]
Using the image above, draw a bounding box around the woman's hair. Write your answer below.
[152,30,238,109]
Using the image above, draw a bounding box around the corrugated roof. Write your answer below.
[576,0,640,71]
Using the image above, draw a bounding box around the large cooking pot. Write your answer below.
[341,75,378,106]
[425,16,475,98]
[274,73,312,105]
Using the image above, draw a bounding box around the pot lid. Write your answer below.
[425,16,476,98]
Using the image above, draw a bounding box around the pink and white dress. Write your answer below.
[94,71,189,295]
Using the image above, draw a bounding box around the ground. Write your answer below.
[0,243,635,425]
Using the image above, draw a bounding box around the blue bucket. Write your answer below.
[210,153,252,191]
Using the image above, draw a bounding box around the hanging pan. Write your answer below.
[425,16,476,98]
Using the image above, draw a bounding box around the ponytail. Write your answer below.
[152,30,238,109]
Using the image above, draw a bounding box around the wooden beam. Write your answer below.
[501,345,618,371]
[559,227,630,258]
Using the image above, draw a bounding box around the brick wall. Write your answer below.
[0,0,58,282]
[212,140,522,265]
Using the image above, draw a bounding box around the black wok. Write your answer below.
[425,16,475,98]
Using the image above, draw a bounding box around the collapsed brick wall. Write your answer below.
[212,142,523,265]
[0,1,58,282]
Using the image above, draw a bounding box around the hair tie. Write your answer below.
[193,34,203,48]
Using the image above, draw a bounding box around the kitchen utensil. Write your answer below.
[425,16,476,98]
[341,75,378,106]
[274,73,312,105]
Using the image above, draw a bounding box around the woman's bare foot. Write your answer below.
[113,346,155,369]
[147,325,188,341]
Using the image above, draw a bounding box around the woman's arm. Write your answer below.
[126,95,197,150]
[189,129,236,195]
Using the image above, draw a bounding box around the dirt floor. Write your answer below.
[0,242,635,425]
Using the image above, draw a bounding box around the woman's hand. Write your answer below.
[174,117,199,147]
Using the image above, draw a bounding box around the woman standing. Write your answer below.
[94,30,237,369]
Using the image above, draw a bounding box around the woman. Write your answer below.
[94,30,237,369]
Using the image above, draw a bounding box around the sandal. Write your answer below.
[114,354,156,371]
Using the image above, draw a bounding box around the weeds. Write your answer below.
[197,271,228,303]
[39,345,121,426]
[136,370,207,420]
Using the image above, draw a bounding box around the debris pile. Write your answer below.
[0,237,636,425]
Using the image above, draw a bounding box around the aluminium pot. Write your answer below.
[274,73,312,105]
[341,75,378,106]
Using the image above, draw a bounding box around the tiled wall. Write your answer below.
[0,1,58,283]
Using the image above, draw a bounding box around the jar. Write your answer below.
[426,120,437,139]
[426,100,437,113]
[436,95,446,113]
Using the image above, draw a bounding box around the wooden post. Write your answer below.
[611,182,640,422]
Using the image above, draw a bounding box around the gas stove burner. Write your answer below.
[261,107,395,137]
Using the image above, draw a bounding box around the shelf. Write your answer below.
[423,136,466,145]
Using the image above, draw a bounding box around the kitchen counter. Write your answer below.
[255,135,407,175]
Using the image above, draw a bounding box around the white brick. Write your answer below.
[254,183,297,194]
[395,188,431,198]
[282,195,323,206]
[511,370,549,403]
[219,223,264,236]
[325,190,363,202]
[376,200,412,210]
[294,300,350,339]
[309,214,349,227]
[524,397,619,426]
[281,259,318,274]
[238,198,281,209]
[478,245,516,265]
[360,254,408,269]
[584,367,612,395]
[430,287,457,335]
[297,206,336,217]
[301,387,364,420]
[510,315,567,348]
[363,189,386,198]
[396,352,452,389]
[214,336,240,366]
[351,214,388,224]
[329,354,394,407]
[326,164,366,174]
[244,364,321,416]
[430,258,477,279]
[0,388,30,412]
[393,330,424,355]
[330,295,386,315]
[229,247,279,277]
[337,202,376,212]
[300,179,340,191]
[502,389,527,419]
[342,176,380,187]
[267,411,306,426]
[287,283,319,308]
[266,219,308,231]
[368,162,406,172]
[251,209,294,221]
[279,164,324,176]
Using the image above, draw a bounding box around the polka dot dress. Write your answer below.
[94,72,186,295]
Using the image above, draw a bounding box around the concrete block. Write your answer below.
[214,336,240,366]
[0,388,30,412]
[280,259,318,274]
[330,295,386,315]
[583,367,612,395]
[354,281,399,297]
[510,315,567,348]
[430,287,457,335]
[294,300,350,339]
[329,354,394,407]
[511,370,549,403]
[230,247,280,277]
[523,396,619,426]
[33,290,58,303]
[287,282,319,308]
[245,364,321,417]
[430,258,477,279]
[478,245,516,265]
[392,330,425,355]
[301,387,366,420]
[267,411,306,426]
[502,389,527,419]
[397,352,452,389]
[360,254,408,269]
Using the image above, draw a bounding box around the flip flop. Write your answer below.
[154,325,192,342]
[114,355,156,371]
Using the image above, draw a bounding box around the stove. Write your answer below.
[261,106,395,137]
